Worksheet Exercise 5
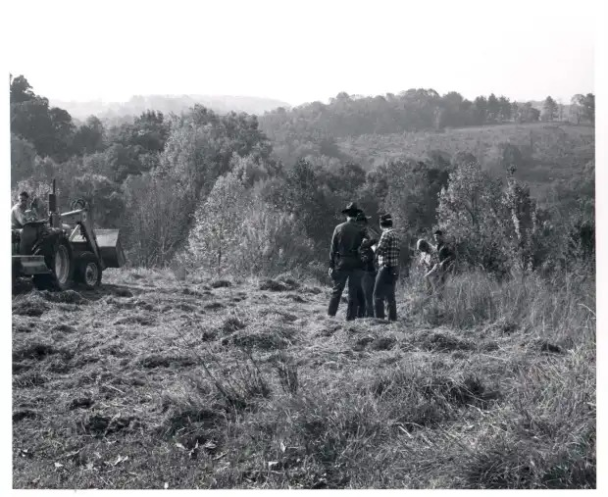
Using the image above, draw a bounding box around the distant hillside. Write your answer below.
[50,94,292,120]
[337,122,594,204]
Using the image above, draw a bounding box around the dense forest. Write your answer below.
[10,74,594,277]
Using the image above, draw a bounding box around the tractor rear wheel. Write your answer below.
[74,252,102,289]
[33,236,74,291]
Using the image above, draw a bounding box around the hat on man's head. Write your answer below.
[379,213,393,226]
[433,229,444,235]
[341,202,361,215]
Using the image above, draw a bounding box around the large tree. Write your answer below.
[10,74,78,161]
[571,93,595,124]
[542,96,558,122]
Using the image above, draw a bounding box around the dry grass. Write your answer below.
[12,266,595,489]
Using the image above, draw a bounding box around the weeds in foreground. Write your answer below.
[12,267,595,489]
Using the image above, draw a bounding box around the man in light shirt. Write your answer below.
[11,191,30,229]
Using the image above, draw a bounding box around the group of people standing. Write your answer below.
[327,202,455,322]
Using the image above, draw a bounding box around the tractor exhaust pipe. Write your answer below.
[48,179,59,228]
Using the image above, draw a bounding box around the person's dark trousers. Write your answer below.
[362,270,377,317]
[373,266,398,321]
[356,285,366,318]
[328,268,364,321]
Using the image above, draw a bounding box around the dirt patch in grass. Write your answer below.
[223,325,298,351]
[259,277,301,292]
[139,354,197,369]
[114,314,157,327]
[12,361,30,374]
[162,406,225,438]
[536,340,564,355]
[98,343,132,358]
[484,318,519,336]
[69,397,94,410]
[13,409,38,423]
[107,298,156,312]
[354,336,375,351]
[71,353,101,369]
[416,331,476,352]
[204,302,225,311]
[79,412,141,438]
[227,331,289,351]
[259,279,289,292]
[285,293,306,303]
[14,322,37,333]
[221,317,247,333]
[50,323,77,334]
[39,290,90,305]
[182,288,205,298]
[103,285,136,298]
[303,286,323,295]
[370,336,397,351]
[12,299,49,317]
[13,342,58,361]
[175,303,197,312]
[211,280,232,289]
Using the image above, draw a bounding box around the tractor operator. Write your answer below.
[11,191,30,229]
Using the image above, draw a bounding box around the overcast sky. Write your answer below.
[4,0,598,105]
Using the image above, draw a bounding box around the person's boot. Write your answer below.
[374,299,385,319]
[328,299,339,317]
[388,301,397,321]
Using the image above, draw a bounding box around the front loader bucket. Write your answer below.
[13,255,50,275]
[95,229,126,268]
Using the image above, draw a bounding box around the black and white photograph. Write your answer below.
[2,0,604,491]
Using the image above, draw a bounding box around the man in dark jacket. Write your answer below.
[327,202,366,321]
[432,229,456,298]
[433,230,455,271]
[355,211,378,318]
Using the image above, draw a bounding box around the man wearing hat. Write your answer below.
[373,213,401,321]
[327,202,366,321]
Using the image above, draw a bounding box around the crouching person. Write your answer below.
[417,238,440,295]
[373,213,401,321]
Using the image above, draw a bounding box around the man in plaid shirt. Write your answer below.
[373,213,401,321]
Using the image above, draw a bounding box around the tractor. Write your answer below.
[12,180,126,291]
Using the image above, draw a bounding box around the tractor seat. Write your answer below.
[17,222,48,256]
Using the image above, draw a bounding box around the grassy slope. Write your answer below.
[338,123,594,201]
[12,267,595,489]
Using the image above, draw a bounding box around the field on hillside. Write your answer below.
[338,123,594,200]
[12,266,595,489]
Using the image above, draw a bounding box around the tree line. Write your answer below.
[257,89,594,168]
[10,75,594,278]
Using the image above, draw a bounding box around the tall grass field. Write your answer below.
[12,263,595,489]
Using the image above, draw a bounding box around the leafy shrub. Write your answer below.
[180,172,315,277]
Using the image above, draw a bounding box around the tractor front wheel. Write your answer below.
[75,252,102,289]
